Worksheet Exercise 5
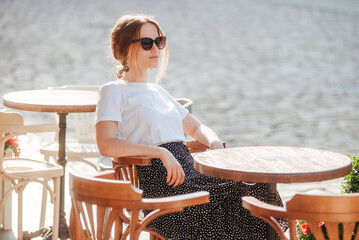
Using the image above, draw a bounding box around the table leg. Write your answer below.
[57,113,70,239]
[267,183,277,240]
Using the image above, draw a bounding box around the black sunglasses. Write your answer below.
[131,36,166,51]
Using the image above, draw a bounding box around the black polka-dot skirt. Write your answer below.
[137,142,286,240]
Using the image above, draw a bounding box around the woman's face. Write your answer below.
[131,22,162,71]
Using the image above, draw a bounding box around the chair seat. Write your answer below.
[3,158,63,178]
[40,142,100,158]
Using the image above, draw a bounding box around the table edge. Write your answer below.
[193,147,353,183]
[3,99,96,113]
[3,90,97,113]
[194,160,352,183]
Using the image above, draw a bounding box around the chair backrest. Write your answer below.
[70,169,210,240]
[0,110,24,163]
[286,193,359,240]
[175,98,193,114]
[0,109,24,126]
[69,170,143,240]
[0,110,58,172]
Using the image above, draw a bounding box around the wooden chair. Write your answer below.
[69,169,209,240]
[0,110,63,240]
[242,193,359,240]
[112,140,223,239]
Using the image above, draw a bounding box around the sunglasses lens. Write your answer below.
[155,37,166,49]
[139,37,166,51]
[141,38,154,51]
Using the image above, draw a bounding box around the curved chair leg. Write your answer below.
[150,233,165,240]
[52,176,60,240]
[39,177,49,229]
[114,215,123,240]
[40,155,51,229]
[17,187,24,240]
[69,205,82,240]
[2,180,13,230]
[130,209,141,240]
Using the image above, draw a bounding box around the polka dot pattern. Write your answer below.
[137,142,287,240]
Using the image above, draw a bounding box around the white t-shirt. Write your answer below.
[95,80,189,146]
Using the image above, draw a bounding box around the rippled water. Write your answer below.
[1,0,358,155]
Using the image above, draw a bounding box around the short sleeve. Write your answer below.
[95,84,123,125]
[155,85,189,120]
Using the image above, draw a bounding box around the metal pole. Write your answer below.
[57,113,70,239]
[267,183,277,240]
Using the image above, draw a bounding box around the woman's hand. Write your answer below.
[210,140,224,150]
[159,148,185,187]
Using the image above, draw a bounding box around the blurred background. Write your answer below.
[1,0,359,236]
[0,0,358,154]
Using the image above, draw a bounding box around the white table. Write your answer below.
[3,89,97,239]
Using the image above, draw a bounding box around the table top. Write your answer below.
[194,146,352,183]
[3,89,97,113]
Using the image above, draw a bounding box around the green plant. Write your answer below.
[296,220,358,240]
[341,154,359,193]
[296,220,317,240]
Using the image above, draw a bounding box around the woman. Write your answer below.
[96,13,285,239]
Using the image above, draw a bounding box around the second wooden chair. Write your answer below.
[242,193,359,240]
[69,170,209,240]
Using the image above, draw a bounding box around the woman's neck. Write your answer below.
[123,69,148,83]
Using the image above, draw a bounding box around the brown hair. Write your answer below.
[110,14,169,82]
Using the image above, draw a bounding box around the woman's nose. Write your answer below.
[150,43,159,51]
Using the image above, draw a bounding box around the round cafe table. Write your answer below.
[3,89,98,239]
[194,146,352,240]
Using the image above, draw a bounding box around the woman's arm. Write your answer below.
[182,114,224,150]
[96,121,163,158]
[96,121,185,187]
